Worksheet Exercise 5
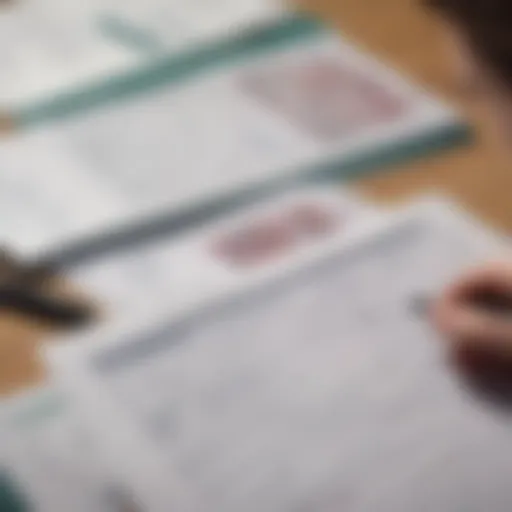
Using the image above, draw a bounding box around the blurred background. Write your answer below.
[306,0,511,225]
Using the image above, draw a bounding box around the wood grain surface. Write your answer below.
[1,0,510,395]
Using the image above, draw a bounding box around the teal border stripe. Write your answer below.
[0,473,31,512]
[42,121,470,269]
[16,14,324,127]
[300,122,471,184]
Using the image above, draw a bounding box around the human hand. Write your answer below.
[434,261,512,357]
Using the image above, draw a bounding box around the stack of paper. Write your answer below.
[0,185,376,511]
[1,3,501,510]
[3,194,512,511]
[0,19,465,264]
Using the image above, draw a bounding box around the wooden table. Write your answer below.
[1,0,511,395]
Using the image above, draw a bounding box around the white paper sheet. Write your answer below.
[99,0,286,52]
[0,132,125,260]
[69,186,373,315]
[0,387,134,512]
[43,32,458,220]
[47,199,510,512]
[0,0,138,110]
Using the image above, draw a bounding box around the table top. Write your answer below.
[1,0,511,395]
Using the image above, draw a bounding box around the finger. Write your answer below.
[434,302,512,355]
[433,260,512,339]
[447,260,512,303]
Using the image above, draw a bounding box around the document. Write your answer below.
[0,131,124,260]
[47,199,511,512]
[46,32,459,215]
[0,0,138,111]
[0,387,133,512]
[99,0,286,52]
[70,187,373,315]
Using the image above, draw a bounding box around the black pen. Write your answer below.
[0,286,93,327]
[0,249,93,327]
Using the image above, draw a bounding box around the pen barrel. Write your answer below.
[0,288,92,327]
